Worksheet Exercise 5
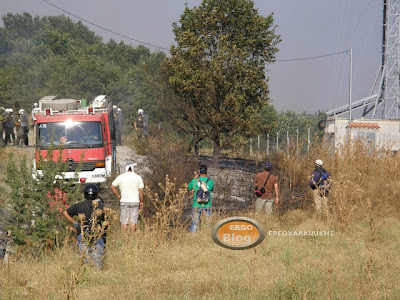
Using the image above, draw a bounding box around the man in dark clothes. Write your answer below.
[63,184,108,269]
[309,159,331,217]
[4,110,15,146]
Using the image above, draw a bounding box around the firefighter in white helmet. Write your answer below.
[31,102,41,124]
[309,159,331,218]
[134,109,148,140]
[15,109,29,147]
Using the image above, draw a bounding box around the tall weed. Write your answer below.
[139,175,188,248]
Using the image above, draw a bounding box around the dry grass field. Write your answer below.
[1,212,400,299]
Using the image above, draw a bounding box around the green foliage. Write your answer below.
[276,110,326,140]
[257,104,279,133]
[164,0,281,162]
[3,151,83,256]
[0,12,163,129]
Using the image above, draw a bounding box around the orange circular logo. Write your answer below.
[211,217,265,250]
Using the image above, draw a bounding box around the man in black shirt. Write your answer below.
[63,184,107,269]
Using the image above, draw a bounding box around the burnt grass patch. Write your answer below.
[100,153,310,229]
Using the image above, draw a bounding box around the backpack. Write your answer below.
[82,199,104,234]
[317,170,331,194]
[196,178,211,203]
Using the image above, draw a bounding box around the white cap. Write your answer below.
[138,108,144,114]
[315,159,323,166]
[34,103,38,108]
[19,109,24,114]
[125,161,137,172]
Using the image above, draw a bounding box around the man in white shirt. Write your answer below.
[111,162,144,234]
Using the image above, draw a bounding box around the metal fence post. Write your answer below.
[287,131,290,157]
[296,129,299,157]
[276,132,279,151]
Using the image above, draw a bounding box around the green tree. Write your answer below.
[0,13,156,114]
[275,110,326,149]
[3,151,83,256]
[164,0,280,166]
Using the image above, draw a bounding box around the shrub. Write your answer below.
[3,150,83,256]
[134,131,197,218]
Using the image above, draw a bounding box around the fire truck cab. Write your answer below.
[33,96,117,185]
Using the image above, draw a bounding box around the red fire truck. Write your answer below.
[33,96,117,185]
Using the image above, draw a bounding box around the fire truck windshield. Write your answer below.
[37,121,103,149]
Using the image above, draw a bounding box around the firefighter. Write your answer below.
[4,109,15,146]
[0,107,5,145]
[113,106,123,146]
[15,109,29,147]
[116,108,122,146]
[134,109,149,140]
[31,103,41,126]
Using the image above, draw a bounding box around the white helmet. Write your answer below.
[33,103,38,108]
[19,109,25,115]
[113,105,117,110]
[5,108,13,113]
[315,159,323,166]
[138,109,144,115]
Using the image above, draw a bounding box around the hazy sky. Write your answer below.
[0,0,382,115]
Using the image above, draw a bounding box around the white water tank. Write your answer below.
[39,96,81,111]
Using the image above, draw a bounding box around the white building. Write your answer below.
[325,117,400,152]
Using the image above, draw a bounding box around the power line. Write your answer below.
[275,50,349,62]
[41,0,170,52]
[41,1,350,61]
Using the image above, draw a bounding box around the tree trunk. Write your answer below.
[212,135,220,169]
[187,132,202,155]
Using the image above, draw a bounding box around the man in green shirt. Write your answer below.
[188,164,214,233]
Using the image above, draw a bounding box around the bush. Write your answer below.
[3,150,83,256]
[133,131,198,218]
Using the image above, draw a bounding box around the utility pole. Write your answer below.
[348,48,353,124]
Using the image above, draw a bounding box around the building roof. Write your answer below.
[348,122,380,129]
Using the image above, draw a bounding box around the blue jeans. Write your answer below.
[77,234,105,269]
[190,207,211,233]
